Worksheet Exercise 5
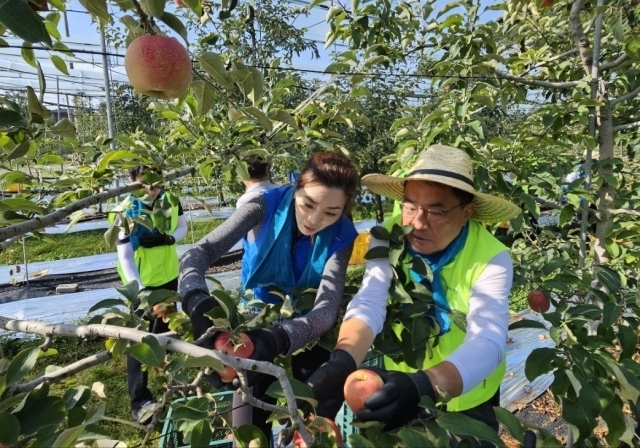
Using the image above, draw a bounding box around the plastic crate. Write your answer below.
[158,392,235,448]
[335,352,383,447]
[348,232,371,266]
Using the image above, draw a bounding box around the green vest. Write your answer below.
[108,192,181,288]
[382,218,508,411]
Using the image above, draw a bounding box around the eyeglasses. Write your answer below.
[401,202,467,223]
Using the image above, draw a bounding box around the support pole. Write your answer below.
[579,0,604,268]
[100,27,118,199]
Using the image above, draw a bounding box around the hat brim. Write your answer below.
[362,173,521,223]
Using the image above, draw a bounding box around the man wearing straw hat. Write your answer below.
[305,145,520,443]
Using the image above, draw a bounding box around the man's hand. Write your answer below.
[305,349,357,419]
[139,232,175,248]
[355,367,435,430]
[232,327,290,387]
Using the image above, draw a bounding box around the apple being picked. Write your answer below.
[343,369,384,413]
[213,332,254,383]
[124,35,192,100]
[292,416,343,448]
[527,289,550,313]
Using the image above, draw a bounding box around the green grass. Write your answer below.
[1,219,225,266]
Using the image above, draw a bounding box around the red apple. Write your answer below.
[343,369,384,413]
[175,0,185,6]
[213,332,254,383]
[152,303,176,319]
[292,416,343,448]
[541,0,554,7]
[28,0,48,11]
[527,290,550,313]
[124,35,192,100]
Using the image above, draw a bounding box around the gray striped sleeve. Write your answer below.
[279,244,354,355]
[178,196,265,314]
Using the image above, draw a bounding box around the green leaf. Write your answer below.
[267,110,296,128]
[247,67,263,106]
[494,407,524,443]
[448,309,467,332]
[145,289,179,307]
[601,395,627,447]
[128,335,166,367]
[365,245,389,260]
[192,80,216,116]
[6,140,31,161]
[22,41,36,67]
[0,412,20,446]
[183,355,224,371]
[27,85,49,118]
[236,160,250,181]
[63,386,91,409]
[0,0,52,46]
[6,348,39,387]
[159,12,188,43]
[232,424,268,448]
[50,55,69,75]
[140,0,164,17]
[617,325,637,360]
[47,118,77,141]
[602,302,622,327]
[265,378,317,408]
[524,347,556,382]
[369,226,391,240]
[348,433,376,448]
[88,298,127,313]
[308,0,329,9]
[596,265,621,293]
[0,393,26,413]
[397,428,435,447]
[606,361,640,404]
[0,110,27,128]
[115,280,139,302]
[436,412,505,447]
[14,384,66,435]
[190,420,212,447]
[560,397,591,442]
[52,425,86,448]
[210,289,237,319]
[197,52,232,89]
[244,107,273,132]
[0,198,43,213]
[508,319,547,331]
[77,0,110,22]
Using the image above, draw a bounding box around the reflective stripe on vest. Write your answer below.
[381,217,508,411]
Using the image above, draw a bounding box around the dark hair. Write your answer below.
[452,187,475,205]
[242,156,269,180]
[129,165,161,183]
[296,151,359,215]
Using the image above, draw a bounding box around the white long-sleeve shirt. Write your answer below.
[344,236,512,394]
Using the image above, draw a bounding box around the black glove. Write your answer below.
[305,349,357,419]
[232,326,290,387]
[139,232,175,248]
[355,367,435,431]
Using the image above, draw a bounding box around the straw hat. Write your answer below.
[362,145,521,223]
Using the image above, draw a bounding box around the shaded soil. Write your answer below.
[0,250,243,304]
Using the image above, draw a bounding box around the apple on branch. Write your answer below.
[527,289,550,313]
[292,415,343,448]
[343,369,384,413]
[124,35,192,100]
[213,332,254,383]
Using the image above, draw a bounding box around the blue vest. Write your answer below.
[241,186,357,304]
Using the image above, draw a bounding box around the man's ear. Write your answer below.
[463,202,475,222]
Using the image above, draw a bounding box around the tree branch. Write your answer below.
[601,53,628,72]
[494,69,581,89]
[610,84,640,106]
[0,167,194,247]
[612,120,640,133]
[0,316,313,446]
[610,208,640,218]
[7,351,112,396]
[568,0,592,77]
[402,43,435,58]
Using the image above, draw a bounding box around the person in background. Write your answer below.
[305,145,521,446]
[235,156,276,209]
[108,165,188,424]
[179,152,359,443]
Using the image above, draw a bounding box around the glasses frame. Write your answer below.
[400,201,469,223]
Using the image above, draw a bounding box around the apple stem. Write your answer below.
[130,0,157,35]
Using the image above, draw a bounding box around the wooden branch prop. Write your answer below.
[493,69,581,89]
[610,85,640,106]
[0,316,315,447]
[0,167,194,247]
[6,350,112,396]
[612,120,640,133]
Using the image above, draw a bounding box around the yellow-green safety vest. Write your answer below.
[108,192,181,288]
[382,217,508,411]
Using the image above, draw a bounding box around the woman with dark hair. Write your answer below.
[178,151,359,441]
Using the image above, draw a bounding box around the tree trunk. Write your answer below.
[217,184,225,206]
[594,100,615,266]
[375,194,384,223]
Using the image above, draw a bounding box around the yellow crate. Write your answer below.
[348,232,371,265]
